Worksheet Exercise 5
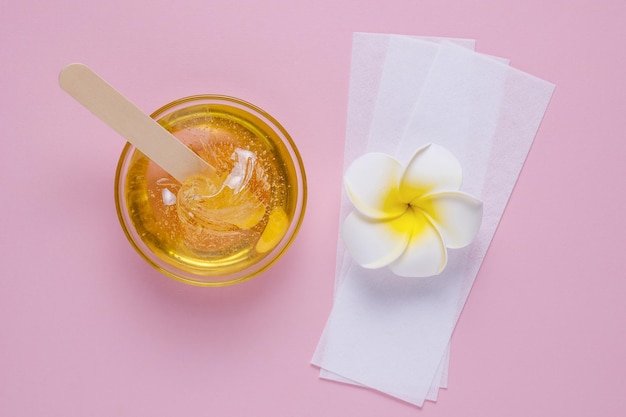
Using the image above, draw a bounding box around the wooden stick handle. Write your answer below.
[59,63,212,183]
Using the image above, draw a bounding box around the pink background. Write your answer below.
[2,0,625,415]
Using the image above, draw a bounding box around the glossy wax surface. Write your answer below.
[2,1,626,416]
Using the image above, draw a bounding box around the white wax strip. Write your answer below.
[317,35,475,397]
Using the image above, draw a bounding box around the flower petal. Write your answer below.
[342,209,414,269]
[389,209,447,277]
[414,191,483,249]
[399,144,463,201]
[344,153,407,219]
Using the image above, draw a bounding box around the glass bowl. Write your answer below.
[115,95,306,286]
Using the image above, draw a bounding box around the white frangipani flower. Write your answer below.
[342,144,483,277]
